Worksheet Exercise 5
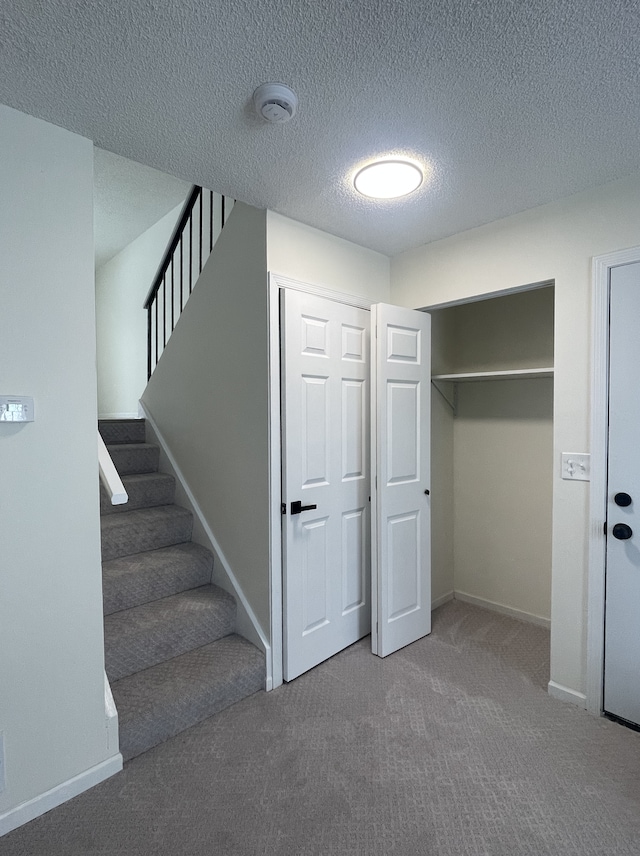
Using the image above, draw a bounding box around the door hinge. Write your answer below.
[281,503,286,515]
[603,521,607,535]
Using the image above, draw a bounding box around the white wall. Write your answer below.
[142,203,271,632]
[0,106,117,833]
[429,289,554,622]
[267,211,391,302]
[453,379,553,622]
[391,172,640,699]
[96,203,183,418]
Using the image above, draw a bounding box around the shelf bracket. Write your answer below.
[431,378,457,414]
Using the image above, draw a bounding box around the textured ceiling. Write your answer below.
[94,148,191,268]
[2,0,640,256]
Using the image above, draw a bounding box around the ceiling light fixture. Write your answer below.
[354,158,423,199]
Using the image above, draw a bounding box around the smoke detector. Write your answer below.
[253,83,298,124]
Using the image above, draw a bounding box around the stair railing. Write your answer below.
[98,432,128,506]
[144,187,233,379]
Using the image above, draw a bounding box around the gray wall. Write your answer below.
[142,203,271,633]
[0,106,112,823]
[453,378,553,620]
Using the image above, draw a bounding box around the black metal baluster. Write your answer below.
[189,214,193,294]
[162,274,166,347]
[147,305,152,380]
[210,190,214,252]
[179,235,184,311]
[143,185,232,379]
[171,259,175,332]
[155,297,158,369]
[199,190,203,273]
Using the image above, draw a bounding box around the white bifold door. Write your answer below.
[282,290,431,681]
[604,261,640,727]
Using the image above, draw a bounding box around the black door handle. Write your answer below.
[291,500,318,515]
[614,492,632,507]
[613,523,633,540]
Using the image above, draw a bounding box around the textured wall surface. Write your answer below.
[94,149,189,268]
[1,1,639,255]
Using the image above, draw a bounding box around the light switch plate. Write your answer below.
[561,452,590,481]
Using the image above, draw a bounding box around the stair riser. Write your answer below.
[104,594,236,681]
[102,545,213,615]
[99,418,264,762]
[99,420,146,445]
[111,636,265,761]
[108,445,159,476]
[101,514,193,562]
[100,475,175,515]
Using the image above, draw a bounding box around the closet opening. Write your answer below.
[426,283,554,678]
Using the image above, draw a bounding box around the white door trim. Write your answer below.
[268,272,374,689]
[587,245,640,715]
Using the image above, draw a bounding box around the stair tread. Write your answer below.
[106,443,159,476]
[100,472,175,514]
[111,634,265,761]
[99,418,264,763]
[102,542,213,615]
[104,584,235,681]
[101,505,193,561]
[99,419,146,445]
[106,442,157,451]
[101,504,191,529]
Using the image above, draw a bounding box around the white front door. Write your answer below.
[282,289,371,680]
[604,261,640,727]
[371,303,432,657]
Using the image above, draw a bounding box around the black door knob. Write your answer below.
[613,523,633,540]
[290,500,318,515]
[614,492,632,507]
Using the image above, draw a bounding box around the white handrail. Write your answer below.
[98,432,128,505]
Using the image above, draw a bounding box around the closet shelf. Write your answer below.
[431,367,554,383]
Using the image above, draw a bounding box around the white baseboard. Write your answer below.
[0,755,122,837]
[453,590,551,629]
[98,412,139,420]
[140,403,272,690]
[548,680,588,709]
[432,590,454,610]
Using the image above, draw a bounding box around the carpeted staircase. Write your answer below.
[99,418,265,761]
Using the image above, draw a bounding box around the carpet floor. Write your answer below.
[3,600,640,855]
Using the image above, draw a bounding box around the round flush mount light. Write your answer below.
[253,82,298,123]
[354,158,424,199]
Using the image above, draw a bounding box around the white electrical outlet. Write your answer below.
[561,452,590,481]
[0,732,5,793]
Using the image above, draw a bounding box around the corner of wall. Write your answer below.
[266,210,391,302]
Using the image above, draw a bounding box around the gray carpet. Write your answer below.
[102,543,213,615]
[105,585,236,681]
[4,600,640,855]
[98,418,265,762]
